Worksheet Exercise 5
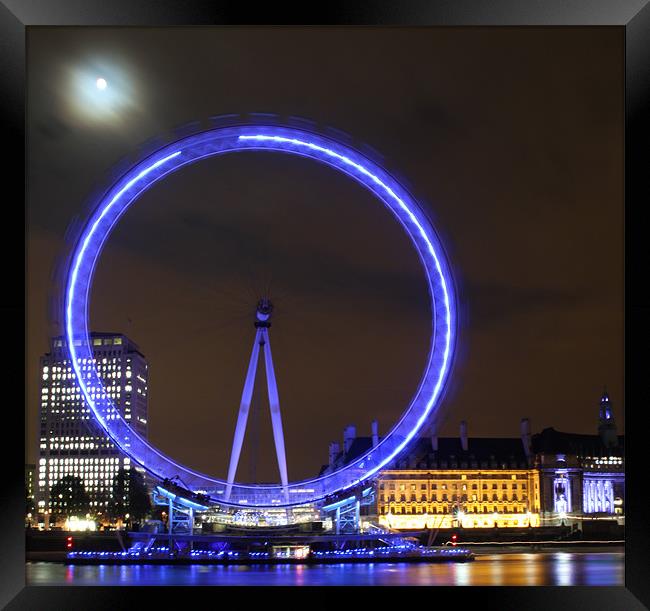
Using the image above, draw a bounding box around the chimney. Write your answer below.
[329,441,340,467]
[460,420,468,452]
[343,424,356,453]
[521,418,532,460]
[371,420,379,447]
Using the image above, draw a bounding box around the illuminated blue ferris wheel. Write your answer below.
[63,117,458,508]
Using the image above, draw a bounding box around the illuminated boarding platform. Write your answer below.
[199,503,323,531]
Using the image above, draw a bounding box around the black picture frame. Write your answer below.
[4,0,649,608]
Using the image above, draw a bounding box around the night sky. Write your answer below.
[27,27,623,483]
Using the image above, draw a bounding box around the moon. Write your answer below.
[62,62,140,127]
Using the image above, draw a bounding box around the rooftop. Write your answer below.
[320,435,531,475]
[531,427,624,456]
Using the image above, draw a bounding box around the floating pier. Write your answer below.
[63,545,474,565]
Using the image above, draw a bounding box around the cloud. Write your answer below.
[462,281,588,330]
[33,114,72,142]
[99,204,432,317]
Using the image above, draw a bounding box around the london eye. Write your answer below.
[63,118,458,509]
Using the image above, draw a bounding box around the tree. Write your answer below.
[49,475,90,522]
[92,491,111,525]
[108,467,151,527]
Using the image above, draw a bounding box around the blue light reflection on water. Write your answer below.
[26,553,623,586]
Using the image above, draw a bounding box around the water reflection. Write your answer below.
[64,565,74,584]
[553,552,573,586]
[26,552,624,587]
[452,562,471,586]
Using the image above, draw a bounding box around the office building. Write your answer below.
[36,333,148,525]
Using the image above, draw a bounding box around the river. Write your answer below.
[26,550,624,586]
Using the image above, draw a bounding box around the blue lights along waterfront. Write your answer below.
[27,551,624,586]
[65,544,471,562]
[63,123,457,508]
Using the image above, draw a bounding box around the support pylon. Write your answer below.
[225,299,289,501]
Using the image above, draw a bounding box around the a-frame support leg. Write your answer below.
[225,330,262,501]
